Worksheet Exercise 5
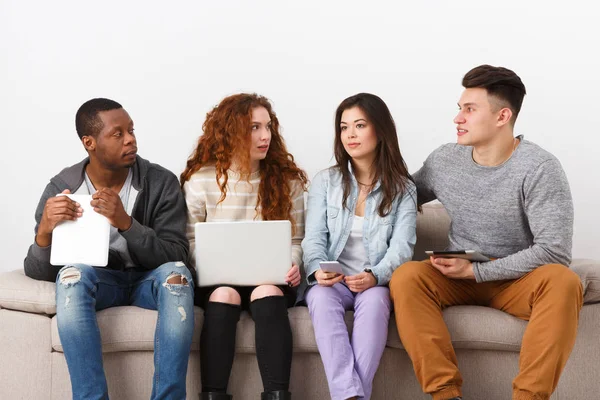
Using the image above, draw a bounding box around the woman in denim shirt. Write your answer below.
[301,93,418,400]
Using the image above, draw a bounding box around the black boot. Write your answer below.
[199,392,232,400]
[261,390,291,400]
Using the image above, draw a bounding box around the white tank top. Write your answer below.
[337,215,371,276]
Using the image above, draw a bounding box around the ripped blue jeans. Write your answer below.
[55,262,195,400]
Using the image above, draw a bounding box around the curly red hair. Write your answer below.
[181,93,308,233]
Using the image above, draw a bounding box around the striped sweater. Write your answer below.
[183,165,305,268]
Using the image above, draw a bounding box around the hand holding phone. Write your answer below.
[319,261,343,274]
[316,261,344,287]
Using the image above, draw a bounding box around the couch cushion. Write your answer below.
[52,306,205,353]
[0,269,56,314]
[51,304,530,354]
[571,259,600,304]
[50,306,352,354]
[234,307,333,353]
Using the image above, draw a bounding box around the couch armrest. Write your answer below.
[0,269,56,315]
[571,259,600,304]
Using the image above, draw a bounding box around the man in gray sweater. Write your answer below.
[24,98,195,399]
[389,65,583,400]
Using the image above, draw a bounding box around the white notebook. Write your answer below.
[50,194,111,266]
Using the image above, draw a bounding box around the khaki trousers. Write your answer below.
[389,261,583,400]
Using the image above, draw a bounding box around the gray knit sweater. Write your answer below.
[414,136,573,282]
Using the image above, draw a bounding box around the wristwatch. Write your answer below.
[364,268,378,283]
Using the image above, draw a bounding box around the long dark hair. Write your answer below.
[334,93,416,216]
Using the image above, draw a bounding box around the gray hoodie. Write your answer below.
[24,155,191,282]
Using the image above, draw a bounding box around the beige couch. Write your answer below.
[1,203,599,400]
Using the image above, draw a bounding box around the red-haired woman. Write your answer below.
[181,93,308,400]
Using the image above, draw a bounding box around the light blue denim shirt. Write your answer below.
[299,166,417,301]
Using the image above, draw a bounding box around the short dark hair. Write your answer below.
[462,65,527,123]
[75,98,122,139]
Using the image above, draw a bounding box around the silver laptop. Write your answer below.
[194,220,291,287]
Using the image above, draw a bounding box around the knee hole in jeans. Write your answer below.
[58,267,81,285]
[165,274,189,285]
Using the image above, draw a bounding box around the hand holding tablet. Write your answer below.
[50,194,111,266]
[425,250,490,262]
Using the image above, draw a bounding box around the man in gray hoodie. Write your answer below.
[24,98,194,400]
[389,65,583,400]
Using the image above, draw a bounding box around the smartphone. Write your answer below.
[319,261,343,275]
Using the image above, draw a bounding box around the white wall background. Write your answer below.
[1,0,598,273]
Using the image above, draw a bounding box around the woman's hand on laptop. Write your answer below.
[286,263,302,287]
[315,269,344,287]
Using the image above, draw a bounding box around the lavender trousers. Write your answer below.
[305,283,391,400]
